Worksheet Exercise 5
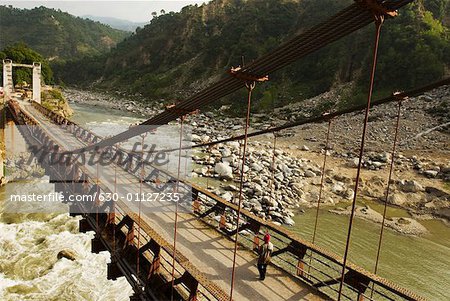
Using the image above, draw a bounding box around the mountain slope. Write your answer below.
[0,5,129,60]
[57,0,450,111]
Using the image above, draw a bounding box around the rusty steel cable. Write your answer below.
[136,134,146,278]
[184,149,189,180]
[229,81,255,301]
[206,146,211,189]
[269,89,278,210]
[245,0,414,75]
[337,16,384,301]
[66,1,414,155]
[307,117,333,278]
[96,157,99,230]
[170,116,185,301]
[370,99,403,299]
[113,162,117,253]
[270,132,277,212]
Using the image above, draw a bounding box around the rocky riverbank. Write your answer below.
[61,85,450,234]
[63,88,165,117]
[41,86,74,118]
[329,205,429,236]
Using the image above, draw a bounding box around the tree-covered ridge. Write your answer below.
[0,43,53,86]
[0,5,129,60]
[58,0,450,111]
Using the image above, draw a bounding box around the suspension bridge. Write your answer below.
[2,0,447,300]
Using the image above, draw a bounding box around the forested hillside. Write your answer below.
[0,43,53,85]
[47,0,450,111]
[0,5,129,60]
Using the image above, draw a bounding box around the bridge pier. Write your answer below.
[107,257,124,280]
[79,218,94,233]
[2,59,13,99]
[92,235,108,253]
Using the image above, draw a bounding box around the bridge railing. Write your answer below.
[189,183,426,301]
[29,100,426,301]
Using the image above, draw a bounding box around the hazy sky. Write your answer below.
[0,1,205,22]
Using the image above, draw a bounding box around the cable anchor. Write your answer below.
[227,66,269,89]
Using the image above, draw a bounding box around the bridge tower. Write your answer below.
[2,59,13,99]
[2,60,41,103]
[32,62,41,104]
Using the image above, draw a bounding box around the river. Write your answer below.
[1,101,448,300]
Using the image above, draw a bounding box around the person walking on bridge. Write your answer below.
[257,233,273,280]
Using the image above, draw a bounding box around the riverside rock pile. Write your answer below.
[190,141,357,226]
[64,88,166,117]
[62,85,449,230]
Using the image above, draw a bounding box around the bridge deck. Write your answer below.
[19,99,324,301]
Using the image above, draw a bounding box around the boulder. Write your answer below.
[269,211,284,219]
[304,170,316,178]
[261,196,277,207]
[348,158,360,168]
[291,182,304,195]
[275,172,284,182]
[224,184,238,191]
[201,135,211,143]
[192,134,202,143]
[221,191,233,202]
[57,249,78,261]
[399,180,423,193]
[248,199,263,212]
[226,141,240,150]
[283,216,295,226]
[252,184,264,196]
[332,182,346,194]
[372,161,384,168]
[220,148,232,157]
[250,163,264,172]
[222,154,236,165]
[214,162,233,180]
[387,194,406,206]
[424,170,439,178]
[343,189,355,200]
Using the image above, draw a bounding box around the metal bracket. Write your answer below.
[393,91,408,102]
[355,0,398,22]
[227,66,269,83]
[165,104,200,117]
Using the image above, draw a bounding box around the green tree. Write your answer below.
[0,43,53,85]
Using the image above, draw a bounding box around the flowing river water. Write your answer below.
[1,101,449,300]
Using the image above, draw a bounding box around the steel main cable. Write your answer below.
[65,0,414,155]
[245,0,413,74]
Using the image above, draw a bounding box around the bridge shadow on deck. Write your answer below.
[144,211,322,301]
